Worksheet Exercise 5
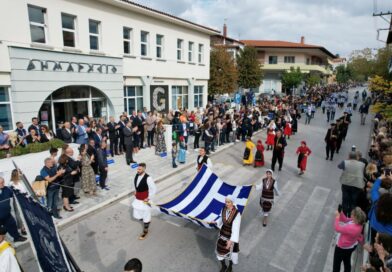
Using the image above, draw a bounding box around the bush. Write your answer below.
[0,139,65,159]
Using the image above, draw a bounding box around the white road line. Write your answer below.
[241,180,303,256]
[269,186,330,272]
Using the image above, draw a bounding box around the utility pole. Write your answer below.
[373,11,392,43]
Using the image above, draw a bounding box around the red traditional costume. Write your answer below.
[265,129,275,149]
[284,122,292,138]
[296,141,312,173]
[254,140,265,167]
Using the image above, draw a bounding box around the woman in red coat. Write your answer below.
[284,122,292,139]
[254,140,265,167]
[265,129,275,150]
[296,141,312,175]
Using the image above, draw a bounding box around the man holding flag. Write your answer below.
[132,163,156,240]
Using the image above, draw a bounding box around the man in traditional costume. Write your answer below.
[132,163,156,240]
[214,195,241,272]
[296,141,312,175]
[256,170,280,227]
[196,147,213,171]
[325,123,338,161]
[0,226,22,272]
[271,130,287,172]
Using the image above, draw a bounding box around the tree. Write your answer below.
[370,75,392,120]
[208,47,238,95]
[281,67,303,93]
[236,46,263,89]
[335,65,352,84]
[306,73,322,87]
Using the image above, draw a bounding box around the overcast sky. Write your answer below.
[135,0,392,57]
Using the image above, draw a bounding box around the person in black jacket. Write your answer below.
[61,122,73,144]
[87,138,98,174]
[96,141,109,190]
[55,121,64,141]
[325,123,338,161]
[124,121,137,164]
[107,116,120,157]
[64,147,81,204]
[118,115,127,154]
[271,130,287,172]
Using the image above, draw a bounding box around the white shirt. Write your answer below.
[197,156,213,170]
[182,123,188,137]
[9,181,27,194]
[0,241,21,272]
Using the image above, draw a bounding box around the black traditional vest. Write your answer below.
[134,173,149,192]
[197,155,209,170]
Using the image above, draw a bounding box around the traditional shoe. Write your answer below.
[138,232,148,240]
[263,223,267,227]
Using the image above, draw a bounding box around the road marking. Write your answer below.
[269,186,330,272]
[241,180,303,256]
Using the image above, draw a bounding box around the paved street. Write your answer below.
[18,87,372,272]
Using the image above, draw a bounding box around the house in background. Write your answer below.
[241,37,336,94]
[210,23,244,59]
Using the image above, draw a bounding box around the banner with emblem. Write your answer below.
[13,189,72,272]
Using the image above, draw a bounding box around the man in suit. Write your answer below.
[271,130,287,172]
[61,122,73,143]
[87,138,98,174]
[75,119,89,145]
[92,127,106,149]
[124,121,137,165]
[136,111,146,149]
[14,121,27,147]
[28,117,41,136]
[107,116,120,157]
[55,122,64,141]
[65,147,81,204]
[118,115,127,154]
[96,141,109,190]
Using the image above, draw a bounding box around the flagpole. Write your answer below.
[12,160,83,272]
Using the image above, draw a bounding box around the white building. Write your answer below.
[0,0,218,131]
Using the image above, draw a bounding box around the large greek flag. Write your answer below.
[157,164,253,229]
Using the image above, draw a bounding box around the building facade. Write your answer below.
[0,0,218,131]
[241,37,335,94]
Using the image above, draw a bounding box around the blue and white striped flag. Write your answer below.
[157,164,253,229]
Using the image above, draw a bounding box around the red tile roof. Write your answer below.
[240,40,336,58]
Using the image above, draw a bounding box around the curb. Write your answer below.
[56,130,265,230]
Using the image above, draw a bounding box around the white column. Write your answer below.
[187,78,195,110]
[163,124,172,152]
[141,76,152,111]
[88,87,93,117]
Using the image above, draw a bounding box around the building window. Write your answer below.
[89,19,100,50]
[194,86,203,108]
[124,86,143,113]
[61,13,76,47]
[188,42,194,62]
[0,87,13,130]
[172,86,188,110]
[198,44,204,63]
[284,56,295,63]
[140,31,149,56]
[156,34,164,59]
[123,27,132,54]
[28,5,47,44]
[306,58,310,65]
[177,39,183,61]
[268,56,278,64]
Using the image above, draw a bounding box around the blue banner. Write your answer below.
[13,189,72,272]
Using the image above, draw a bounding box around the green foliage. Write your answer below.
[281,67,304,91]
[306,73,322,87]
[236,46,263,89]
[335,65,352,84]
[0,139,65,159]
[209,47,238,95]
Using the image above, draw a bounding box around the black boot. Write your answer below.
[226,261,233,272]
[220,260,227,272]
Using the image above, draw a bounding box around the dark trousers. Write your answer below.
[332,245,356,272]
[172,156,177,167]
[271,152,284,171]
[99,168,107,188]
[119,135,125,153]
[47,187,60,217]
[0,214,21,240]
[331,111,336,121]
[194,133,200,149]
[322,107,325,114]
[109,137,118,156]
[326,144,336,159]
[341,185,362,216]
[336,137,343,153]
[147,130,155,147]
[140,131,145,148]
[326,111,331,122]
[125,144,133,164]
